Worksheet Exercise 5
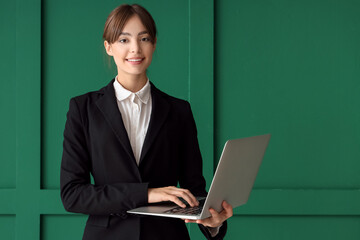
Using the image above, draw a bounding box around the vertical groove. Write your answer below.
[40,0,44,190]
[213,0,217,173]
[188,0,191,102]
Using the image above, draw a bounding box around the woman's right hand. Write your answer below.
[148,186,199,208]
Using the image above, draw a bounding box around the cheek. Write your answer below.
[145,48,155,61]
[112,50,126,64]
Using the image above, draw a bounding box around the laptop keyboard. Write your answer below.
[164,199,205,215]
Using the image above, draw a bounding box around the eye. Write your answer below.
[119,38,128,43]
[141,37,150,42]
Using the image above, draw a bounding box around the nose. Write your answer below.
[130,41,141,53]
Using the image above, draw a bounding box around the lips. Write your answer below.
[126,58,144,62]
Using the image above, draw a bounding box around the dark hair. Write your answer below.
[103,4,157,44]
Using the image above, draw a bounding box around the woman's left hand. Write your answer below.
[184,201,233,227]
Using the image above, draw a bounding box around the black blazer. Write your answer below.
[60,79,227,240]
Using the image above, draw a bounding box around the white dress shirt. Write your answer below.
[113,77,152,165]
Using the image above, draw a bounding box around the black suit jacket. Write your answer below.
[60,79,227,240]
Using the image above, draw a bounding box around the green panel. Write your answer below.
[41,215,87,240]
[0,190,16,214]
[39,190,66,214]
[227,215,360,240]
[41,0,191,189]
[0,215,15,240]
[188,0,215,188]
[215,0,360,188]
[0,0,16,188]
[14,0,42,239]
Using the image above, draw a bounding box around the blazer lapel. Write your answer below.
[95,80,136,164]
[139,83,170,164]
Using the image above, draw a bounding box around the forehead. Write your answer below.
[122,15,148,34]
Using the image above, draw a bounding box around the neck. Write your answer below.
[117,72,147,92]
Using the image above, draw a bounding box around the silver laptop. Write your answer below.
[127,134,271,220]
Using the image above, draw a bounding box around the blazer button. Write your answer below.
[119,212,128,219]
[113,212,128,219]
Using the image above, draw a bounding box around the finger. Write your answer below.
[222,200,232,209]
[221,201,233,218]
[168,188,198,207]
[210,208,227,226]
[150,187,198,208]
[183,189,199,206]
[164,189,186,205]
[177,189,198,207]
[194,208,219,227]
[209,208,220,218]
[196,218,215,227]
[188,206,230,228]
[184,219,197,223]
[209,208,223,224]
[195,218,207,226]
[148,187,191,207]
[167,195,186,208]
[160,187,187,207]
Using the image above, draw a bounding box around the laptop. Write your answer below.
[127,134,271,220]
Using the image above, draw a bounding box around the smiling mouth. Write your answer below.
[126,58,144,62]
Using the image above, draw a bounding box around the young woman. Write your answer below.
[60,4,232,240]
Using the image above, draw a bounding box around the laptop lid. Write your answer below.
[199,134,271,218]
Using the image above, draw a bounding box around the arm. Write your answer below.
[60,98,148,215]
[178,102,207,196]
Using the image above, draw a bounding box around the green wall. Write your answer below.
[0,0,359,239]
[216,0,360,239]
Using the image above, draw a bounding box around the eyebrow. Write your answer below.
[119,31,149,36]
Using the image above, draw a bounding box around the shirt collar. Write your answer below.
[113,77,151,104]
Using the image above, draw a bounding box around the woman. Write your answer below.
[60,4,232,240]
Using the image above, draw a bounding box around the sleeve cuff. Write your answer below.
[207,224,222,237]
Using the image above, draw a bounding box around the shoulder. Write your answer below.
[151,84,199,133]
[151,82,191,113]
[69,79,114,108]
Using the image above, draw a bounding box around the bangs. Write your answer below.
[103,4,157,44]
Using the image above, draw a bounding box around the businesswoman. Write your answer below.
[60,4,232,240]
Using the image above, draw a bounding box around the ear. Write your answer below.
[104,41,113,56]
